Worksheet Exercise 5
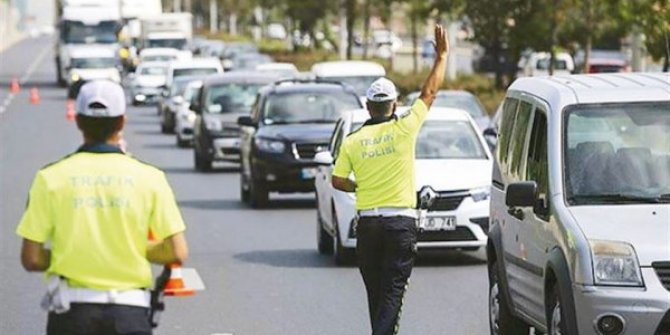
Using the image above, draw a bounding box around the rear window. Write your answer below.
[174,68,219,78]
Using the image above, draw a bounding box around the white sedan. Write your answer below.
[314,107,493,264]
[174,79,203,147]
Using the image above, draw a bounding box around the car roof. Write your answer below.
[140,48,180,56]
[508,73,670,112]
[345,107,474,124]
[203,72,282,85]
[168,58,222,69]
[311,61,386,77]
[69,47,116,58]
[137,61,168,69]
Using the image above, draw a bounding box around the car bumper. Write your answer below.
[132,88,162,104]
[338,197,489,249]
[573,268,670,335]
[253,153,319,193]
[213,137,242,162]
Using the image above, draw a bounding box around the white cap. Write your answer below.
[76,80,126,117]
[366,77,398,102]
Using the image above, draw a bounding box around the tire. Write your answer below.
[194,148,212,172]
[249,177,269,208]
[161,123,171,134]
[547,286,568,335]
[176,135,190,148]
[488,259,530,335]
[317,208,334,255]
[239,170,250,204]
[332,210,355,265]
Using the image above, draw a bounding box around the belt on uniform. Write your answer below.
[68,287,151,308]
[358,207,418,219]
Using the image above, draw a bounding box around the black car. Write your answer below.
[237,79,363,208]
[190,72,281,171]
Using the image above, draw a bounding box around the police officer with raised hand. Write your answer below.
[331,24,448,335]
[17,80,188,335]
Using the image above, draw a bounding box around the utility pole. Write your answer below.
[209,0,218,33]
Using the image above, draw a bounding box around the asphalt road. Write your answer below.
[0,36,490,335]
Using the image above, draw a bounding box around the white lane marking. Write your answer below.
[19,44,51,84]
[0,93,15,115]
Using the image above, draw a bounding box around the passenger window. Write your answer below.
[526,109,550,218]
[497,98,519,172]
[508,101,533,182]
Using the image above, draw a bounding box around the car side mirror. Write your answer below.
[314,151,334,165]
[190,102,201,114]
[483,127,497,137]
[237,116,256,127]
[505,181,538,208]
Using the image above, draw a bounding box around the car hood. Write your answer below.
[257,123,335,142]
[135,75,166,87]
[568,206,670,266]
[415,159,492,192]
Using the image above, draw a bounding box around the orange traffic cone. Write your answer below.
[29,88,40,105]
[163,264,195,296]
[66,100,76,121]
[10,77,20,93]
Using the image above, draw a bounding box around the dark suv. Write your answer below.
[238,80,362,207]
[190,72,281,171]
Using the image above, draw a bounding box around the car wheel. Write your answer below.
[194,148,212,172]
[317,207,334,255]
[160,121,171,134]
[249,177,269,208]
[176,134,189,148]
[488,259,530,335]
[332,209,354,265]
[548,286,567,335]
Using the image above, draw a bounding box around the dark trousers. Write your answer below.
[47,303,152,335]
[356,216,418,335]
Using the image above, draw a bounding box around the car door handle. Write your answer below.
[508,207,525,220]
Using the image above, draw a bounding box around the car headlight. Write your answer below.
[205,119,222,132]
[186,112,197,123]
[470,186,491,202]
[590,240,643,287]
[255,138,285,153]
[71,73,80,82]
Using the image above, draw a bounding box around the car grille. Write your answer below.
[294,142,328,160]
[221,124,241,138]
[653,262,670,292]
[655,310,670,335]
[418,226,477,242]
[417,190,468,212]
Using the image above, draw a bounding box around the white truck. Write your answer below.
[54,0,121,86]
[140,13,193,51]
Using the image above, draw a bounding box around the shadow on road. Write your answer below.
[143,142,176,150]
[133,129,163,136]
[414,250,487,267]
[234,249,334,268]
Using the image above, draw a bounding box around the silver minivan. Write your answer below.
[487,73,670,335]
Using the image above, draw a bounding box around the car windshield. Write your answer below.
[142,55,176,62]
[432,94,487,118]
[205,83,264,114]
[565,102,670,204]
[351,120,487,159]
[323,76,379,96]
[62,21,118,44]
[139,66,166,76]
[536,58,568,70]
[147,39,187,49]
[71,57,117,69]
[174,68,218,78]
[264,91,361,124]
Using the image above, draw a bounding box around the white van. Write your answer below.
[164,58,224,90]
[311,61,386,101]
[488,73,670,335]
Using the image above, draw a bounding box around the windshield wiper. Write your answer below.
[569,193,665,204]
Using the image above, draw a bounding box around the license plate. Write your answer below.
[420,216,456,231]
[300,167,319,179]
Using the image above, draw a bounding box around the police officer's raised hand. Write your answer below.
[434,24,449,58]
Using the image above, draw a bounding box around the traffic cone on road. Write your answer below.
[10,77,20,93]
[29,88,40,105]
[163,263,195,296]
[65,99,76,121]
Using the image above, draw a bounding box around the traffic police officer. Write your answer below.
[332,24,448,334]
[17,80,189,335]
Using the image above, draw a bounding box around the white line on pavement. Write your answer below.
[19,44,51,84]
